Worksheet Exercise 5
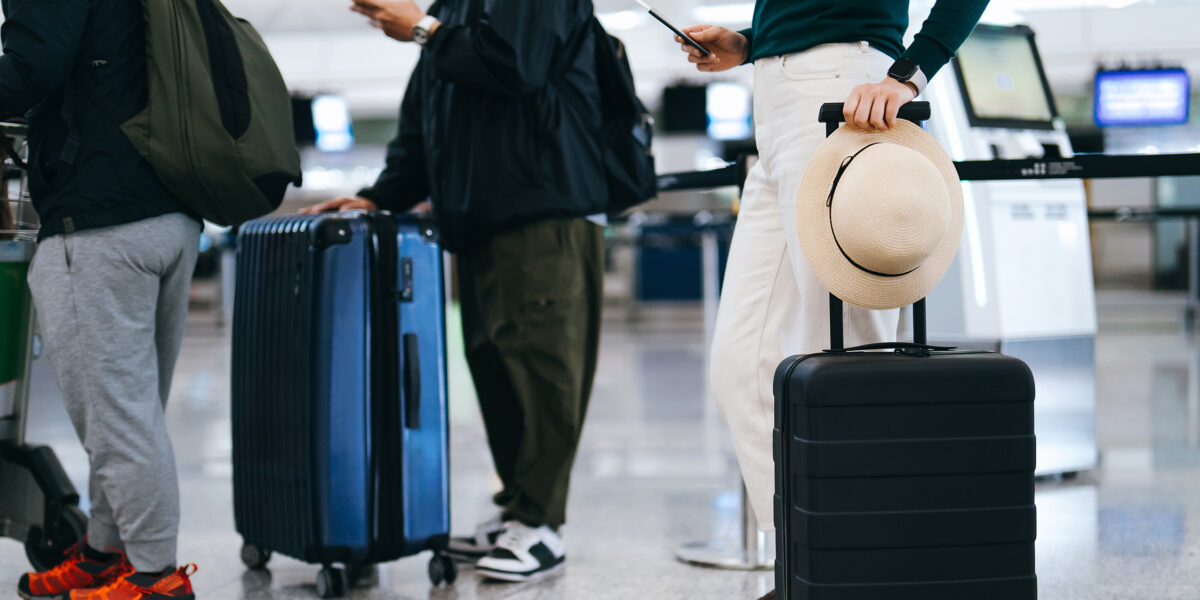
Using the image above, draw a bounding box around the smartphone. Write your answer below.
[635,0,711,58]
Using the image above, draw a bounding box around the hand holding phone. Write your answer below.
[671,24,752,73]
[635,0,711,58]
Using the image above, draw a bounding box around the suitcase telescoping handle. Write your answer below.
[828,296,929,351]
[818,101,932,136]
[819,101,933,351]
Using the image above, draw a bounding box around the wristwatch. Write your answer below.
[412,15,440,46]
[887,58,921,95]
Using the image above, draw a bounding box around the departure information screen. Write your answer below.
[953,26,1057,129]
[1095,69,1190,127]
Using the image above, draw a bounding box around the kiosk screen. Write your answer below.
[953,25,1058,130]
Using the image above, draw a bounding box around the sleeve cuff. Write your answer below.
[901,39,949,83]
[738,27,754,64]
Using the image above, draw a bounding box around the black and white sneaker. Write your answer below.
[475,522,566,582]
[446,516,509,562]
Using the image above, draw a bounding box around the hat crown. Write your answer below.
[829,143,951,276]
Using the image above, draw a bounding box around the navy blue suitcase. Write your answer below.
[231,212,453,597]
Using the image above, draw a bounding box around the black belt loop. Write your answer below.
[826,142,919,279]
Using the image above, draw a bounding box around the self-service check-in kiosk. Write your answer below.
[921,23,1099,476]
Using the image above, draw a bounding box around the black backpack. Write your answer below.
[588,18,658,216]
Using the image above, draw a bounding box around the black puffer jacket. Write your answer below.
[0,0,185,240]
[358,0,606,252]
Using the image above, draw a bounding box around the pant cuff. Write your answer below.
[87,516,124,554]
[123,537,177,573]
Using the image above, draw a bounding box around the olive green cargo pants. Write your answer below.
[457,217,604,529]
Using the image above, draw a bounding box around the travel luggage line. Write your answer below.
[790,506,1033,516]
[657,151,1200,195]
[792,434,1034,444]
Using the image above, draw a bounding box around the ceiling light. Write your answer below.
[692,3,755,25]
[598,10,645,31]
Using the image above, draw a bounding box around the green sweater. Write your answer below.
[740,1,990,80]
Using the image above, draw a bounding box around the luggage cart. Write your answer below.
[0,122,87,570]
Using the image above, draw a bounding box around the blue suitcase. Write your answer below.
[231,212,453,597]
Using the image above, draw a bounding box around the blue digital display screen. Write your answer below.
[1095,69,1191,127]
[706,83,752,141]
[312,95,355,152]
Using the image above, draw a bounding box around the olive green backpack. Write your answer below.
[69,0,302,226]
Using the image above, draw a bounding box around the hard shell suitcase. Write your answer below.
[772,104,1038,600]
[231,212,453,597]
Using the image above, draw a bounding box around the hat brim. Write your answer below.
[796,121,964,311]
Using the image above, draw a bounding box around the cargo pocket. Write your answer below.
[509,223,586,335]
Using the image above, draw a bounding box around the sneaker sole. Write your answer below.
[18,593,66,600]
[477,561,565,583]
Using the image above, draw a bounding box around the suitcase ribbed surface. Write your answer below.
[232,216,319,558]
[774,350,1038,600]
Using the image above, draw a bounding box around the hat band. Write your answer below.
[826,143,919,279]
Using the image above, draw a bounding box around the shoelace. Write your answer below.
[495,524,540,552]
[37,544,88,580]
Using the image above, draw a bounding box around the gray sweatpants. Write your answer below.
[27,213,200,572]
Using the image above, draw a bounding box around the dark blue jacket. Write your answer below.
[0,0,184,239]
[358,0,607,253]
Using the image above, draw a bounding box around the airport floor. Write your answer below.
[4,288,1200,599]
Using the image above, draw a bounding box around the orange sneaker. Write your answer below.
[69,565,196,600]
[18,541,131,600]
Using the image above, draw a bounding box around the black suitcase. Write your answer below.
[772,104,1038,600]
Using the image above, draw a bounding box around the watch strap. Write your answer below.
[414,15,440,45]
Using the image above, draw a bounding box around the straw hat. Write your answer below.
[796,121,963,310]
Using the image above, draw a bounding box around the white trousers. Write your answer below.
[711,43,902,531]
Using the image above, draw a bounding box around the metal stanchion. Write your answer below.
[1187,217,1200,329]
[677,484,774,570]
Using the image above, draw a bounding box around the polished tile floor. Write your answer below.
[3,289,1200,599]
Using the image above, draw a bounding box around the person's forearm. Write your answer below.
[424,0,570,97]
[0,0,89,116]
[902,0,990,82]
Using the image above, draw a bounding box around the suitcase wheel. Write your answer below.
[316,565,346,598]
[240,542,272,570]
[428,552,457,586]
[25,506,87,572]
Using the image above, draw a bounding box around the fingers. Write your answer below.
[885,94,901,130]
[300,198,355,215]
[299,202,330,215]
[870,92,888,131]
[843,88,862,126]
[849,85,875,130]
[687,25,722,42]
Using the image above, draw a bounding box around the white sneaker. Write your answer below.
[446,515,508,561]
[475,522,566,582]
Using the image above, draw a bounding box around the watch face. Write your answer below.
[890,60,918,81]
[414,28,428,44]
